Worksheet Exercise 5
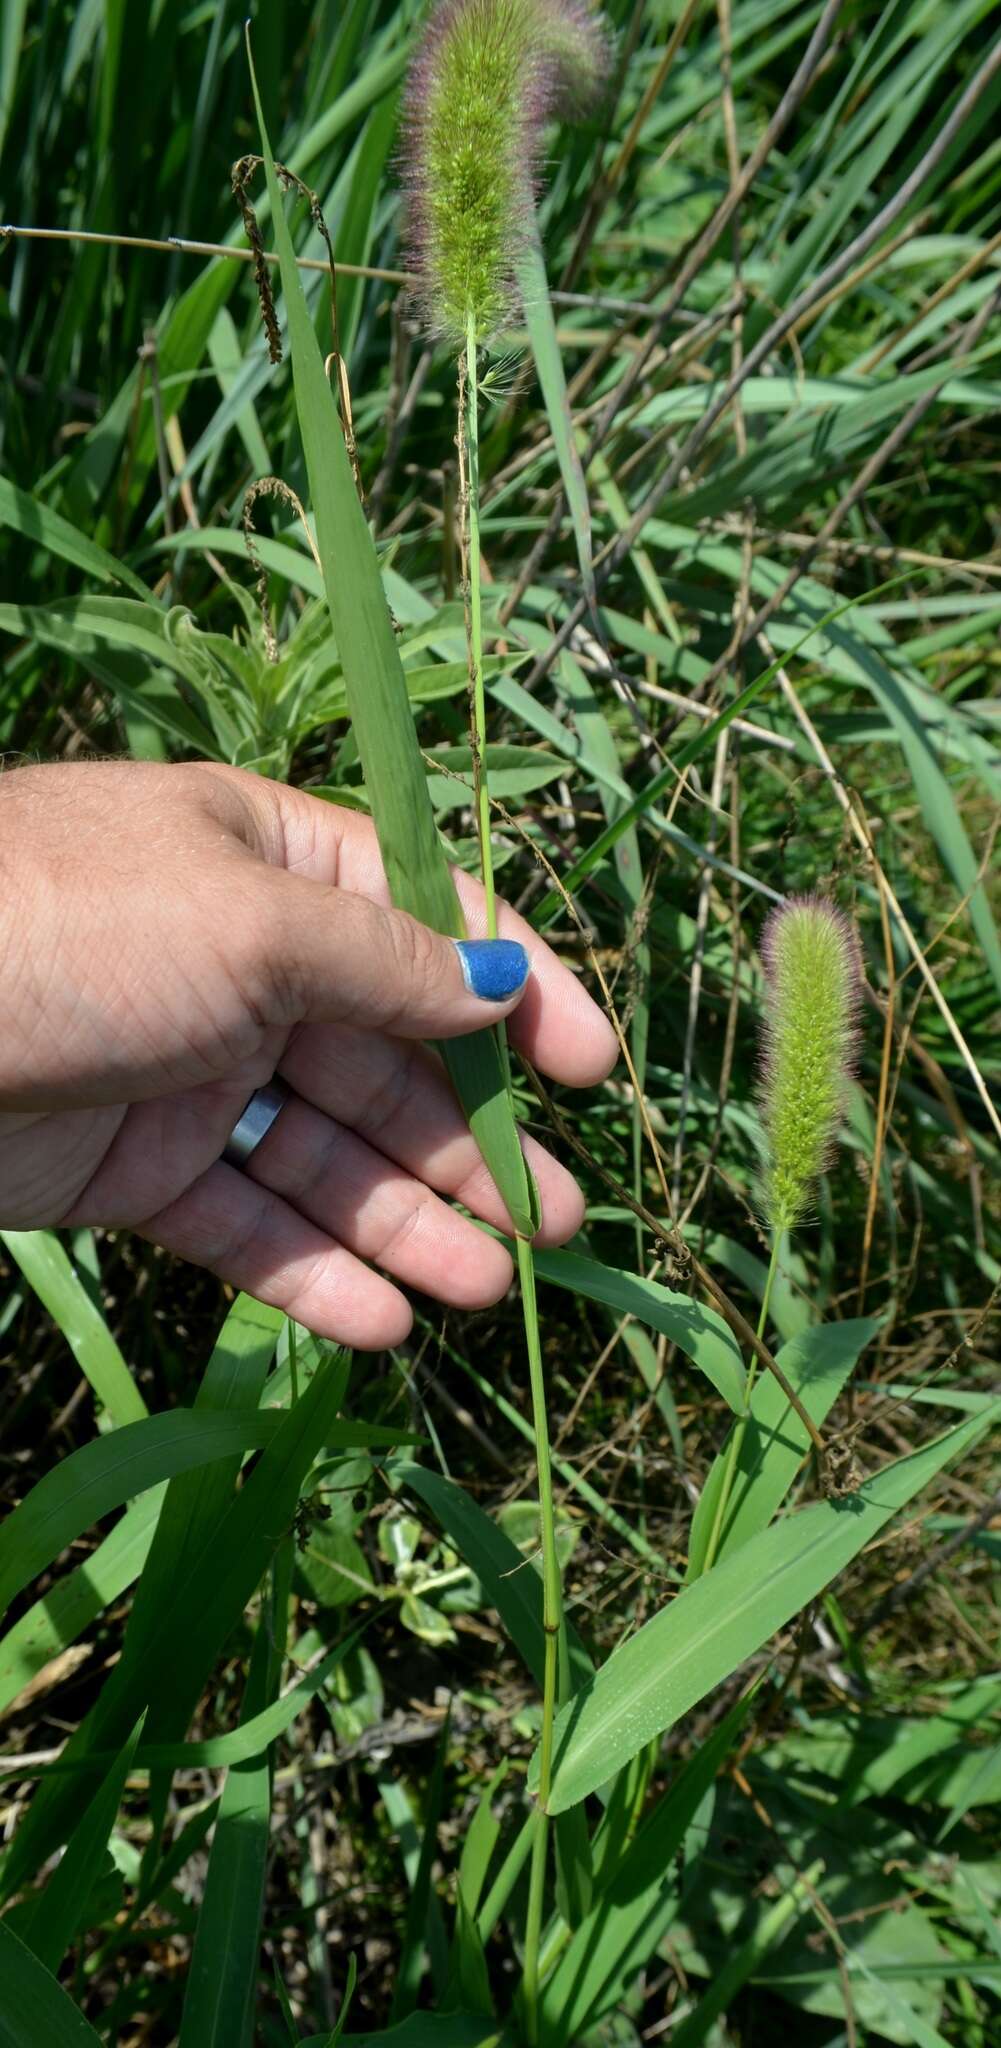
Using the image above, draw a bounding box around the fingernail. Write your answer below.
[455,938,530,1001]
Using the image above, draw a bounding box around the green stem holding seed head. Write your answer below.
[463,310,563,2038]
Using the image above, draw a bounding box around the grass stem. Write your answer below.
[465,312,495,933]
[700,1234,780,1575]
[463,315,563,2036]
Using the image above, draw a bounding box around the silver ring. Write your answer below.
[222,1079,291,1168]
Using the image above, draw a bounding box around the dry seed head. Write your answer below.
[759,895,861,1232]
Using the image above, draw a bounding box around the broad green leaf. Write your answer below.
[531,1249,746,1413]
[1,1230,146,1426]
[246,39,537,1239]
[533,1402,1001,1811]
[0,1920,104,2046]
[0,1409,281,1621]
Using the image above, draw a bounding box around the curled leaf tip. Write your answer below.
[759,895,861,1232]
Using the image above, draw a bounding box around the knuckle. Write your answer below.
[384,911,441,1010]
[358,1039,420,1145]
[378,1191,432,1267]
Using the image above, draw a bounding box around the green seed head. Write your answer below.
[401,0,547,345]
[400,0,613,345]
[539,0,613,114]
[759,896,861,1232]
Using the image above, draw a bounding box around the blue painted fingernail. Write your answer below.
[455,938,530,1001]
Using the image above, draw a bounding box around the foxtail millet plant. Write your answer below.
[702,895,861,1573]
[399,3,611,2031]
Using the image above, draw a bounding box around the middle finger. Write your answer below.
[278,1023,585,1245]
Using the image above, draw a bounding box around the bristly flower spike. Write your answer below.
[400,0,613,347]
[539,0,614,114]
[759,895,861,1233]
[400,0,551,347]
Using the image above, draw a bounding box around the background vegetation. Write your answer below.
[0,2,999,2044]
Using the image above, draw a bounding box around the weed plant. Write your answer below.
[0,3,1000,2046]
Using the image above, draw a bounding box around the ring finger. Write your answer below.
[243,1088,517,1310]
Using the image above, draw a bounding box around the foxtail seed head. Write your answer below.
[400,0,612,345]
[759,896,861,1232]
[400,0,550,345]
[540,0,614,114]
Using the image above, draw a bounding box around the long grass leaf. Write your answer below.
[0,1489,162,1719]
[1,1230,146,1426]
[0,1410,280,1620]
[686,1317,879,1579]
[516,217,594,611]
[18,1714,146,1973]
[532,1249,746,1413]
[395,1462,592,1695]
[0,1920,104,2046]
[668,1859,823,2047]
[0,476,149,596]
[0,1339,340,1901]
[178,1625,273,2048]
[541,1694,754,2045]
[391,1712,451,2020]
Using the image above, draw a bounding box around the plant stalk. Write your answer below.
[700,1234,781,1575]
[465,312,495,933]
[463,313,563,2039]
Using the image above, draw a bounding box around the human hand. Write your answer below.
[0,761,617,1345]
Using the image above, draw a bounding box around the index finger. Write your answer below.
[239,774,618,1090]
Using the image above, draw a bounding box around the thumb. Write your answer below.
[258,871,531,1037]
